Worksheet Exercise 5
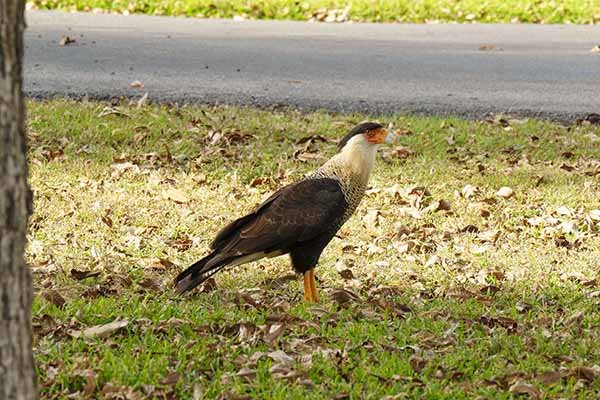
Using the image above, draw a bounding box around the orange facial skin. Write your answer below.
[365,127,389,144]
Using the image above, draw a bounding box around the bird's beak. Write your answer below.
[384,129,397,144]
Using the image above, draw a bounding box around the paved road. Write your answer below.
[25,11,600,122]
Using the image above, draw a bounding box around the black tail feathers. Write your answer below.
[174,252,225,294]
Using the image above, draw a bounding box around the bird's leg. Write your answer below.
[303,272,311,302]
[303,268,318,303]
[309,268,318,302]
[304,268,319,303]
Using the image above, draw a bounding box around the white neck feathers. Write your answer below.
[327,135,377,183]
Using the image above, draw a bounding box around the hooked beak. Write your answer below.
[384,129,397,144]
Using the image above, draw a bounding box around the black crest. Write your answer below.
[338,122,383,150]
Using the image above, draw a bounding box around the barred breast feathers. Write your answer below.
[309,134,378,220]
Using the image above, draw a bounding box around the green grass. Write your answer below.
[29,100,600,399]
[29,0,600,24]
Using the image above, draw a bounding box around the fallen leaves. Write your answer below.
[436,199,452,212]
[293,134,332,162]
[98,106,129,118]
[479,314,518,333]
[59,35,76,46]
[460,184,478,199]
[70,319,129,339]
[496,186,514,198]
[309,5,351,22]
[25,105,600,399]
[70,269,101,280]
[41,289,66,308]
[508,381,541,399]
[159,372,180,385]
[329,288,359,307]
[263,323,287,346]
[408,354,428,373]
[162,188,189,204]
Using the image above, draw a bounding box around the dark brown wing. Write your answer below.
[211,178,347,255]
[174,178,347,294]
[210,189,282,250]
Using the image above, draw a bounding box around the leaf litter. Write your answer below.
[26,101,600,399]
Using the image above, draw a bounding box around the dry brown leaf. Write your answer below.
[478,230,500,244]
[267,350,295,368]
[160,372,180,385]
[144,258,177,270]
[101,383,143,400]
[480,314,518,332]
[71,319,129,339]
[390,145,414,159]
[471,244,491,254]
[101,214,113,228]
[436,199,452,211]
[136,92,149,108]
[362,209,383,231]
[236,367,257,380]
[163,188,189,204]
[200,277,217,293]
[264,324,286,346]
[249,176,269,187]
[59,35,76,46]
[329,288,358,306]
[461,184,478,198]
[41,289,66,308]
[409,354,427,373]
[515,301,532,313]
[571,366,599,382]
[167,238,193,251]
[138,278,162,291]
[554,236,572,249]
[295,134,335,145]
[460,224,480,233]
[110,161,138,173]
[526,216,545,226]
[73,369,97,398]
[508,381,541,399]
[236,292,261,309]
[587,209,600,221]
[555,206,572,216]
[535,370,564,385]
[337,269,354,280]
[294,150,322,162]
[99,106,129,118]
[496,186,514,198]
[70,269,101,280]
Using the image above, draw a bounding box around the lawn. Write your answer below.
[29,0,600,24]
[29,100,600,399]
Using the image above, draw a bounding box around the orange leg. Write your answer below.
[308,268,318,302]
[303,268,319,303]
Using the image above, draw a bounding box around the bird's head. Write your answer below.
[331,122,396,181]
[337,122,396,152]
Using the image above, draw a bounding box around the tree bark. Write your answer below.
[0,0,38,398]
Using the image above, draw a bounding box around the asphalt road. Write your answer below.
[25,11,600,122]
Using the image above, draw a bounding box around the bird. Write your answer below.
[174,122,396,302]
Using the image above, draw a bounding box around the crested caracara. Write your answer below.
[174,122,396,302]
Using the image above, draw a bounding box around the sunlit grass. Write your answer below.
[29,0,600,24]
[29,100,600,399]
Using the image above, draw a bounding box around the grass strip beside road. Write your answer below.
[30,0,600,24]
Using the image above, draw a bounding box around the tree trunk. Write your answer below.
[0,0,38,398]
